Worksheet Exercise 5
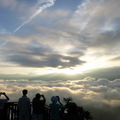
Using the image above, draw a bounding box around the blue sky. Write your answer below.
[0,0,120,75]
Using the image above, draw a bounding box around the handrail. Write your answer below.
[3,102,50,120]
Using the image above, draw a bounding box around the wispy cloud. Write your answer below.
[71,0,120,51]
[72,0,100,31]
[13,0,56,33]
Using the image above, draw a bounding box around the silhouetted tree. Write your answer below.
[63,97,93,120]
[78,106,93,120]
[63,97,73,104]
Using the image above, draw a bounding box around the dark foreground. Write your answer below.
[1,102,50,120]
[2,102,92,120]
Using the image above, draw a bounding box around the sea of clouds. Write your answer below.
[0,77,120,120]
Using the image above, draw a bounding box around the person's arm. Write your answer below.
[57,96,63,107]
[2,92,9,100]
[41,95,46,103]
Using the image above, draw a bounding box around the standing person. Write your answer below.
[18,89,30,120]
[0,92,9,120]
[32,93,46,120]
[49,96,63,120]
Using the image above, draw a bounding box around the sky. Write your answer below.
[0,0,120,120]
[0,0,120,75]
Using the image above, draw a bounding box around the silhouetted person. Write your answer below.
[32,93,46,120]
[49,96,63,120]
[18,89,30,120]
[0,92,9,120]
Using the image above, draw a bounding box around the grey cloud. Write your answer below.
[96,79,110,86]
[0,35,86,68]
[110,56,120,61]
[6,52,85,68]
[90,18,120,49]
[72,0,120,52]
[27,40,53,56]
[36,26,87,49]
[109,79,120,88]
[0,0,17,9]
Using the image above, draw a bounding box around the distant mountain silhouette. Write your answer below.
[0,66,120,80]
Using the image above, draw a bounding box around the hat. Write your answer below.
[51,96,58,102]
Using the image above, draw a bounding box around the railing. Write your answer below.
[3,102,50,120]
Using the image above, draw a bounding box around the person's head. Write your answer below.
[22,89,28,96]
[51,96,58,103]
[35,93,41,99]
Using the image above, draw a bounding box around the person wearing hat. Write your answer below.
[49,96,63,120]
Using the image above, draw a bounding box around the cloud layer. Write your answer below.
[0,77,120,120]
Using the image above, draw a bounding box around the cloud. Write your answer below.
[72,0,120,50]
[110,56,120,61]
[6,52,85,68]
[0,77,120,120]
[0,32,86,68]
[13,0,56,33]
[0,0,17,9]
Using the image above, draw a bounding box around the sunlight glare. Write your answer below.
[51,67,83,75]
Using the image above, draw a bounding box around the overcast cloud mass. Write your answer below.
[0,0,120,120]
